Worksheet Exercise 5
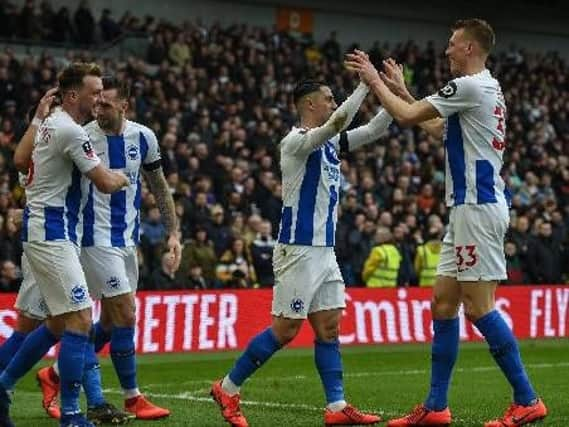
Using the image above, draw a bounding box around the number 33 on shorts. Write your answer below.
[455,245,477,272]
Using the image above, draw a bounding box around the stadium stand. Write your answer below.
[0,2,567,290]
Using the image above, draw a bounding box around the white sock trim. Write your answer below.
[327,400,347,412]
[221,375,240,396]
[124,388,141,399]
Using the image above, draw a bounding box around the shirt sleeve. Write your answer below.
[281,82,369,157]
[424,77,481,118]
[330,108,392,155]
[59,124,101,174]
[142,129,162,170]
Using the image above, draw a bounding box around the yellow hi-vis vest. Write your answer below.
[365,244,401,287]
[417,242,441,287]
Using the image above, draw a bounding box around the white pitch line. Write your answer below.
[99,361,567,425]
[143,361,569,387]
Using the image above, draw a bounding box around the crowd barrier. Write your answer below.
[0,285,567,355]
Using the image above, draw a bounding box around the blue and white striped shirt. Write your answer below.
[80,120,161,247]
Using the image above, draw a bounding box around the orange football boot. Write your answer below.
[125,394,170,419]
[484,399,547,427]
[210,380,248,427]
[388,404,451,426]
[36,366,61,420]
[324,404,382,425]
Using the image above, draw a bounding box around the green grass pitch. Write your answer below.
[10,339,569,426]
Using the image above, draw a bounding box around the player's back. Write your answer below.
[23,108,99,243]
[277,127,340,247]
[428,69,508,207]
[81,120,160,247]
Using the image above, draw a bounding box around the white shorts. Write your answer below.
[437,203,509,282]
[271,244,346,319]
[22,241,92,316]
[80,246,138,300]
[14,253,49,320]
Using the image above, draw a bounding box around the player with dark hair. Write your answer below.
[211,73,392,426]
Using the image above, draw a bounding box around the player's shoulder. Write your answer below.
[83,120,103,137]
[52,109,87,139]
[125,120,157,142]
[281,126,307,145]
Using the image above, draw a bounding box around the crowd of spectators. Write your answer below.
[0,3,568,291]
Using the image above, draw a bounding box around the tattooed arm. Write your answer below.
[142,167,182,271]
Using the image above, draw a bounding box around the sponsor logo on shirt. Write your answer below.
[438,81,457,98]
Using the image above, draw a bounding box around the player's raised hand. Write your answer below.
[34,87,59,121]
[380,58,407,97]
[344,50,381,86]
[167,231,182,272]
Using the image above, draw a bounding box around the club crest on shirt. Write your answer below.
[438,81,457,98]
[127,144,139,160]
[290,297,304,314]
[70,285,87,304]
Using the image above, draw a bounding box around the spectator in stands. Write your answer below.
[505,241,526,285]
[187,265,209,289]
[208,205,232,257]
[362,227,402,288]
[216,237,257,288]
[0,260,20,292]
[141,206,167,271]
[168,32,191,67]
[100,8,121,42]
[74,0,95,45]
[180,226,217,285]
[348,217,377,285]
[52,6,74,42]
[508,215,531,262]
[148,251,183,290]
[526,222,565,284]
[393,223,417,286]
[249,220,275,287]
[414,226,443,287]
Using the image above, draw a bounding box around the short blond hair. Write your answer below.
[452,18,495,53]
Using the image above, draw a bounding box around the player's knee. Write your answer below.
[105,294,136,327]
[315,323,339,342]
[431,295,459,319]
[16,313,42,334]
[462,302,491,323]
[64,308,92,335]
[271,319,302,345]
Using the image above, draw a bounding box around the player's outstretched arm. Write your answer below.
[142,167,182,271]
[288,81,369,155]
[13,88,58,173]
[380,59,444,139]
[345,51,441,128]
[334,108,392,152]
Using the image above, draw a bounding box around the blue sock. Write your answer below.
[0,331,26,372]
[425,318,459,411]
[83,338,106,408]
[110,326,137,391]
[228,327,281,386]
[0,325,58,390]
[314,339,345,404]
[59,331,88,416]
[475,310,537,406]
[93,322,111,353]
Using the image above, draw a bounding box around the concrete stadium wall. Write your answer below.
[10,0,569,57]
